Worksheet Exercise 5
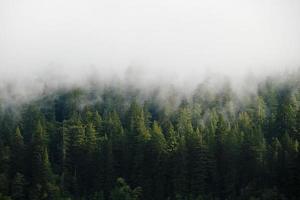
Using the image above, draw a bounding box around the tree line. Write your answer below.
[0,76,300,199]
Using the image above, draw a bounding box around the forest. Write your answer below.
[0,74,300,200]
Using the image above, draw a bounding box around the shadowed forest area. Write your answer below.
[0,74,300,200]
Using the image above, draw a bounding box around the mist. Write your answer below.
[1,0,300,103]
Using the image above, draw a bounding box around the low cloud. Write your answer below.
[0,0,299,104]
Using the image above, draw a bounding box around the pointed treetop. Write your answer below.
[14,127,24,144]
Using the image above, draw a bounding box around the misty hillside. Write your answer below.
[1,0,300,199]
[0,74,300,200]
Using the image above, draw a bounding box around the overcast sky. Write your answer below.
[0,0,300,86]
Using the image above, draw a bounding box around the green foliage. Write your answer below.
[11,173,25,200]
[111,178,142,200]
[0,76,299,199]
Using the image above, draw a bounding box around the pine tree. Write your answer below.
[85,123,97,152]
[173,137,187,198]
[276,89,297,138]
[11,172,25,200]
[126,102,150,186]
[186,128,208,198]
[102,136,115,198]
[63,115,86,197]
[267,138,282,188]
[29,121,53,200]
[21,105,43,143]
[105,112,125,178]
[94,111,103,135]
[9,128,24,177]
[214,114,234,199]
[144,121,166,199]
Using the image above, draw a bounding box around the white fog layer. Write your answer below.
[0,0,300,103]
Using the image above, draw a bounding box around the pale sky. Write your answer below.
[0,0,300,86]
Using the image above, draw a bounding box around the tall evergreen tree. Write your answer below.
[29,121,53,200]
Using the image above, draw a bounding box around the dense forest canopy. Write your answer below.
[0,73,300,200]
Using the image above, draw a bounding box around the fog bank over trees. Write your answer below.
[1,0,300,104]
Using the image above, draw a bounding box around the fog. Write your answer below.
[0,0,300,103]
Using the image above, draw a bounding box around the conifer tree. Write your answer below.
[29,121,53,200]
[9,128,24,177]
[11,172,25,200]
